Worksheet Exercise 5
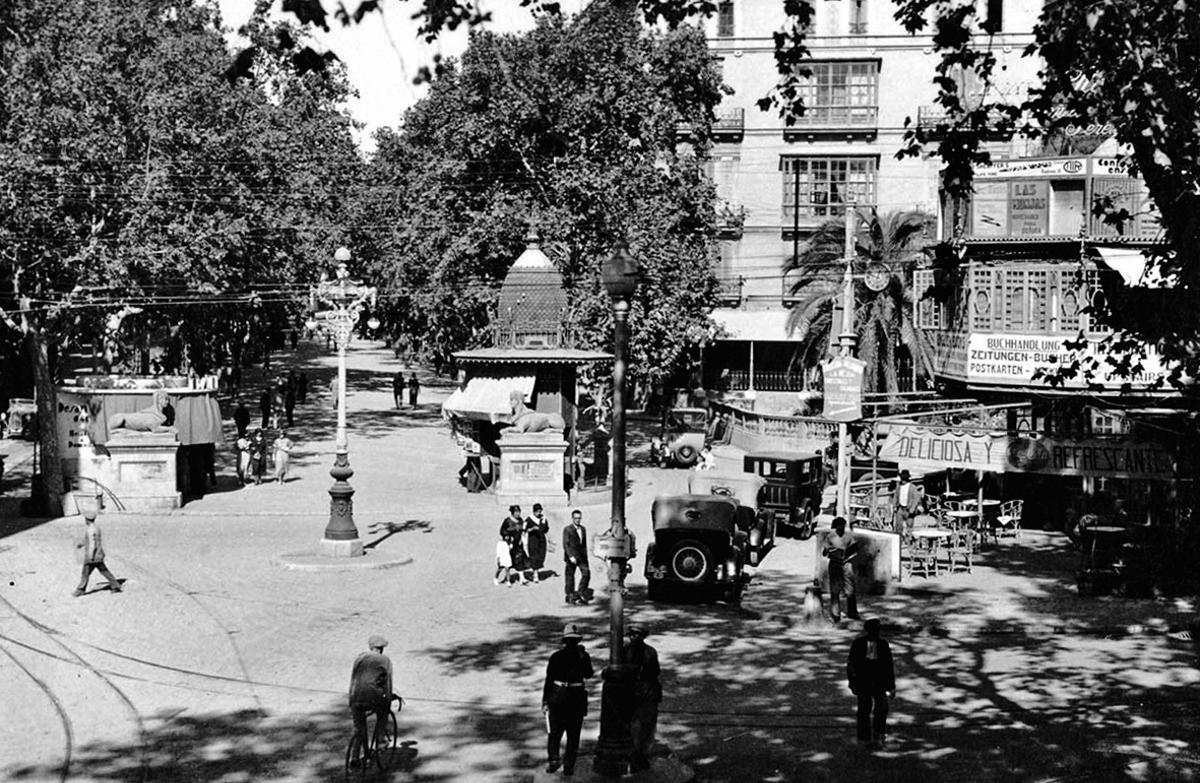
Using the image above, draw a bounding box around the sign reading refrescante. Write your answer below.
[879,425,1176,480]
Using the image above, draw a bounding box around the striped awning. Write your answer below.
[442,373,537,424]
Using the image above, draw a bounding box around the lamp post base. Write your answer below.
[593,663,636,778]
[318,537,364,558]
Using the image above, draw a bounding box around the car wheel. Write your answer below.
[669,540,712,582]
[797,506,816,540]
[674,445,698,467]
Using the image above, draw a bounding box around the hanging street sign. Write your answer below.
[822,356,866,422]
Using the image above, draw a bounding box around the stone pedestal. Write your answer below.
[82,430,182,511]
[495,431,568,506]
[319,537,364,558]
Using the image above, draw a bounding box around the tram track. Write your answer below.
[113,553,265,712]
[0,638,73,783]
[0,590,150,783]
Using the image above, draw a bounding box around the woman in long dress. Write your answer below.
[523,512,549,583]
[273,431,293,483]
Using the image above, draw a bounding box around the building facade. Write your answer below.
[693,0,1043,407]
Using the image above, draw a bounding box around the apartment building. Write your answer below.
[692,0,1043,409]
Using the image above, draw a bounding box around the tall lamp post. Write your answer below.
[308,246,378,557]
[594,242,640,777]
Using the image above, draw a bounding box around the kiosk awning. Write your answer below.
[1094,247,1173,288]
[442,373,537,423]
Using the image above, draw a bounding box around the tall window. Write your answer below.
[795,61,879,127]
[781,156,877,220]
[717,1,734,37]
[850,0,868,34]
[982,0,1003,33]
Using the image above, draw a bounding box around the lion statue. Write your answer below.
[508,390,565,433]
[109,390,170,432]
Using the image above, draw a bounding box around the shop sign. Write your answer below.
[822,357,865,422]
[1005,435,1176,479]
[56,391,101,454]
[971,181,1009,235]
[879,426,1008,473]
[1008,180,1049,235]
[931,330,968,381]
[976,157,1087,179]
[966,333,1164,389]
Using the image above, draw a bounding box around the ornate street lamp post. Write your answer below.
[308,246,378,557]
[594,241,640,777]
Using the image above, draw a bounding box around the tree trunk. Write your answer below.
[26,327,64,517]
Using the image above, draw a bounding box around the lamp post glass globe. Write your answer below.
[602,243,640,301]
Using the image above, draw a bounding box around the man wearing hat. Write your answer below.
[542,623,594,775]
[73,510,122,596]
[892,470,924,537]
[847,618,896,747]
[624,623,662,772]
[349,635,394,762]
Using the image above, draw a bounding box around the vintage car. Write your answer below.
[650,407,709,468]
[3,398,36,439]
[743,450,826,540]
[687,470,774,565]
[644,494,750,602]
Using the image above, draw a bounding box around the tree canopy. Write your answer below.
[0,0,360,510]
[354,2,726,399]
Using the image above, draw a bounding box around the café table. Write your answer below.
[1080,525,1128,571]
[906,528,949,578]
[963,498,1003,541]
[947,509,984,552]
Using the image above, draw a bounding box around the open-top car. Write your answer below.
[687,470,774,565]
[644,494,751,603]
[743,451,825,540]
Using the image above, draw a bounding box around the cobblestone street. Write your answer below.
[2,342,1199,782]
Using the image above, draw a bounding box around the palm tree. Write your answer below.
[783,208,936,397]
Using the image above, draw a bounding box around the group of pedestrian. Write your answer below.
[495,504,551,586]
[231,369,306,487]
[541,621,662,776]
[392,370,421,409]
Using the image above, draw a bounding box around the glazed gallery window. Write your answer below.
[780,156,877,220]
[793,61,879,127]
[717,1,734,37]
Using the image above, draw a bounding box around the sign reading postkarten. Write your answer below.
[822,357,866,422]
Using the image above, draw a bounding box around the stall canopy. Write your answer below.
[1094,247,1174,288]
[442,372,537,424]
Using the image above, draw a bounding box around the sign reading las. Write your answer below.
[822,357,866,422]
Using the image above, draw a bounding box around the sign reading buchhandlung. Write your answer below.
[822,357,866,422]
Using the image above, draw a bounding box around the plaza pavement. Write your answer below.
[1,340,1199,782]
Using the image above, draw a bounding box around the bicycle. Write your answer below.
[345,695,402,780]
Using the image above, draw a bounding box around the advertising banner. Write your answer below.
[881,425,1176,480]
[976,157,1087,179]
[1009,180,1049,235]
[1005,435,1176,479]
[971,181,1009,235]
[56,391,102,455]
[879,425,1009,474]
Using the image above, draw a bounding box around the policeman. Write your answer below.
[624,623,662,772]
[542,623,594,775]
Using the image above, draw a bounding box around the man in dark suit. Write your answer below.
[892,470,924,536]
[563,509,591,605]
[847,618,896,747]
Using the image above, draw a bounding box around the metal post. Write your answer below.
[836,206,857,519]
[594,295,635,778]
[609,297,629,662]
[324,311,359,544]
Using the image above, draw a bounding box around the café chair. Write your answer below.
[903,534,940,579]
[944,526,975,573]
[995,499,1024,542]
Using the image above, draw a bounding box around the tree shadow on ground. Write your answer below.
[413,559,1200,783]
